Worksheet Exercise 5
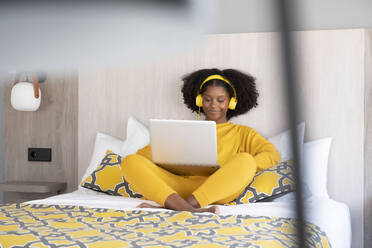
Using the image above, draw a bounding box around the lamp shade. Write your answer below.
[11,82,41,111]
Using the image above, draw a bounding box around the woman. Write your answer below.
[121,68,280,214]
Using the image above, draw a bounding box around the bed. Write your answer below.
[0,116,351,247]
[0,189,349,248]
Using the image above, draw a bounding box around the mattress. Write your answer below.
[0,190,350,248]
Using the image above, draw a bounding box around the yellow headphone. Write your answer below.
[195,74,238,110]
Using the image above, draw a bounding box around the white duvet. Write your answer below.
[27,190,351,248]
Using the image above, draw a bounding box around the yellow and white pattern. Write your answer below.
[229,160,295,204]
[0,203,330,248]
[80,150,144,199]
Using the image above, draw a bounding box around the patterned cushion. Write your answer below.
[80,150,144,199]
[228,160,295,205]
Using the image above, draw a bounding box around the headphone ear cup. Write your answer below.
[228,97,237,110]
[195,94,203,107]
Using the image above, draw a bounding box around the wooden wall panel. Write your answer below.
[78,32,289,183]
[364,29,372,248]
[3,69,78,202]
[294,29,365,248]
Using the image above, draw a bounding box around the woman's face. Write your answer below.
[202,85,230,124]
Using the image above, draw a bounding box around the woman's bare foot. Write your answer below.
[136,202,162,208]
[184,194,219,214]
[193,205,220,214]
[137,202,219,214]
[136,194,219,214]
[186,194,201,208]
[165,193,219,214]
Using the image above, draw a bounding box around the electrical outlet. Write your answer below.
[28,148,52,162]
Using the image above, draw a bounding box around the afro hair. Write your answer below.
[181,68,258,120]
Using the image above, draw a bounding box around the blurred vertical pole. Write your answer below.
[275,1,305,247]
[0,73,4,204]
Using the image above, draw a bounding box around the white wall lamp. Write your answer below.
[10,72,46,111]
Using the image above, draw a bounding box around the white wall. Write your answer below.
[213,0,372,33]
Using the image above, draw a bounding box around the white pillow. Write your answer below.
[121,116,150,156]
[268,122,305,162]
[301,137,332,198]
[271,136,332,201]
[79,132,126,187]
[79,117,150,193]
[80,117,149,183]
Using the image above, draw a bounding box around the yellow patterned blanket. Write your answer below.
[0,204,330,248]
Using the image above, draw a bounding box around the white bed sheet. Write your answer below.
[27,190,351,248]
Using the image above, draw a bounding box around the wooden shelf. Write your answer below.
[0,181,66,194]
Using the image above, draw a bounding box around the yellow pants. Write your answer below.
[121,153,257,207]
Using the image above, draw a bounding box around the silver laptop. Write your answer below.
[150,119,220,176]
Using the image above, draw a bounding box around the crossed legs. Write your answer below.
[121,153,256,213]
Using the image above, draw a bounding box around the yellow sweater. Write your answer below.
[137,122,280,172]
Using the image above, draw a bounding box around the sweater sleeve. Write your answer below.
[243,128,281,171]
[135,144,152,161]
